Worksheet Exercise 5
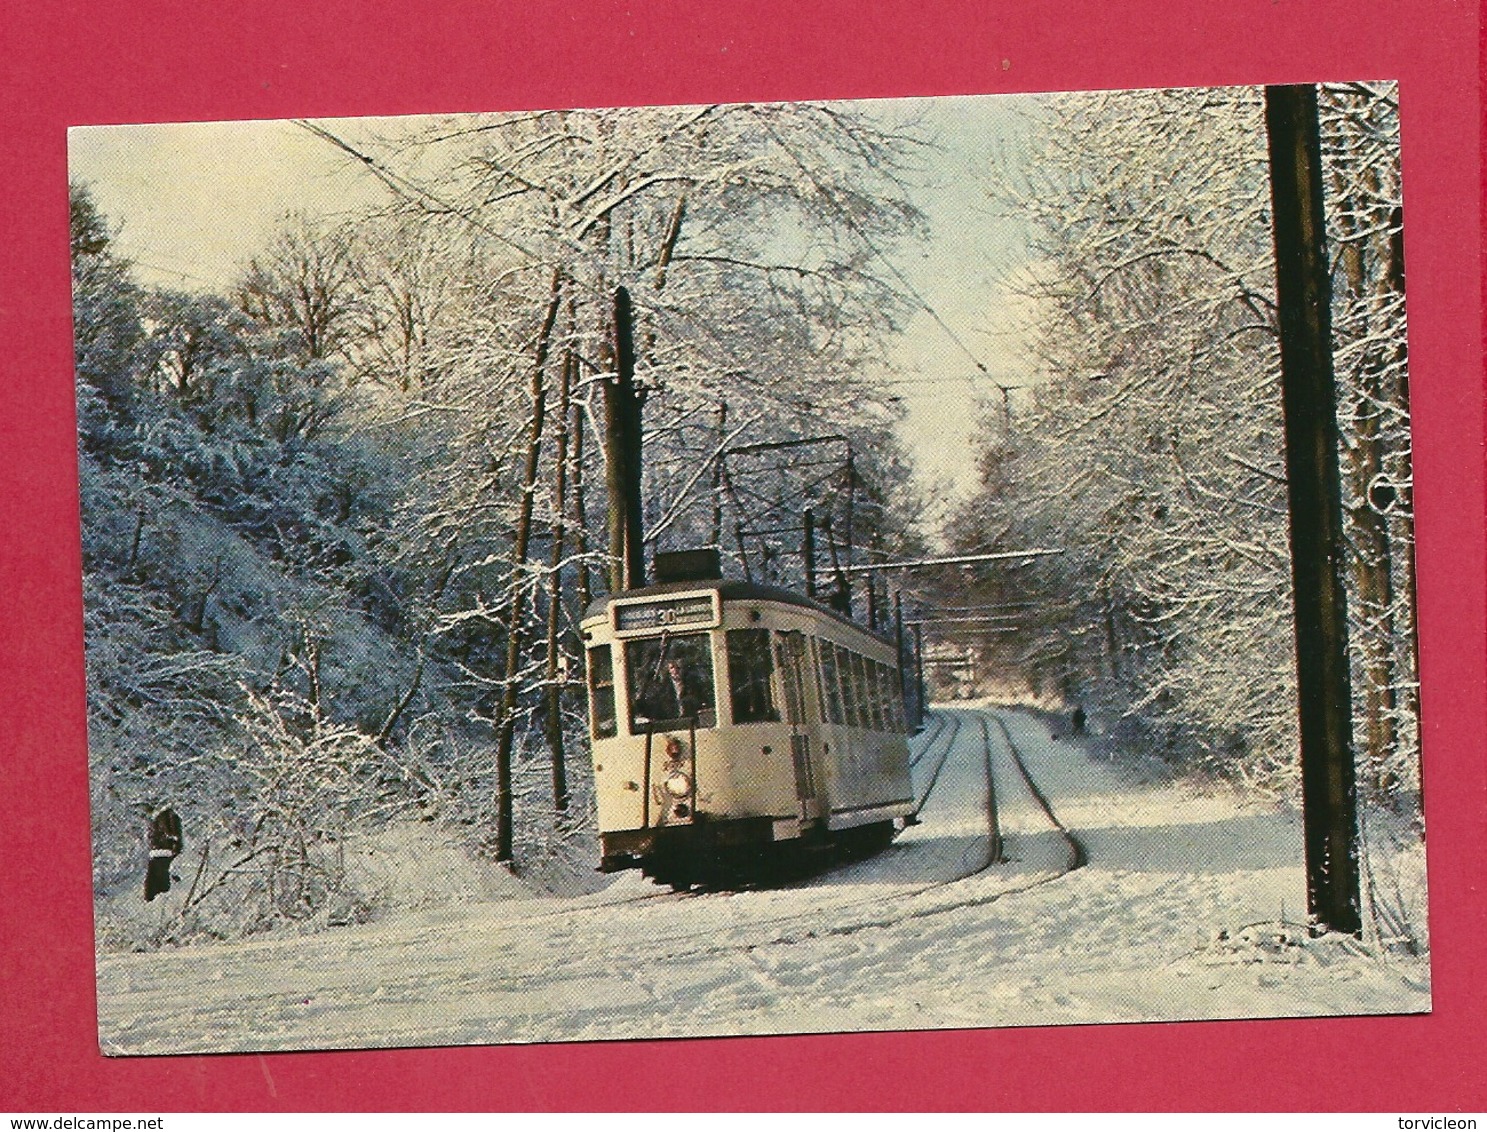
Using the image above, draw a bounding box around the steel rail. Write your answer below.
[626,707,1089,962]
[986,712,1087,872]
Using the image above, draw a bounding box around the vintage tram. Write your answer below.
[582,553,914,887]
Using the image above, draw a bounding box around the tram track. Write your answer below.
[907,709,962,819]
[615,706,1025,962]
[985,710,1087,871]
[456,712,964,930]
[111,710,1055,979]
[617,706,1093,964]
[908,711,951,769]
[730,706,1088,948]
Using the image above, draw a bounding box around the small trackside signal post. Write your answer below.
[1265,84,1362,935]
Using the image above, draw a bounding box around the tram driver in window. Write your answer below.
[629,635,715,727]
[641,657,706,721]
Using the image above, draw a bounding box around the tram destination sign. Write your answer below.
[612,592,720,635]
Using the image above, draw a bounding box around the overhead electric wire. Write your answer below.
[836,548,1064,573]
[293,119,552,271]
[755,110,1001,387]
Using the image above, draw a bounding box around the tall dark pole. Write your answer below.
[604,287,646,592]
[711,401,727,549]
[572,393,590,609]
[1265,84,1361,935]
[802,507,817,600]
[734,521,752,583]
[893,589,909,727]
[913,623,926,726]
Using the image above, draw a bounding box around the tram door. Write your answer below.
[775,631,822,821]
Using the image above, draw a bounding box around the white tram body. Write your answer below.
[582,578,914,883]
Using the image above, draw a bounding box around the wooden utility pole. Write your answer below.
[802,507,817,600]
[1265,83,1361,935]
[604,287,646,592]
[711,401,728,549]
[913,622,926,725]
[893,589,910,726]
[734,521,752,583]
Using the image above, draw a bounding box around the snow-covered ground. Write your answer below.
[94,706,1429,1055]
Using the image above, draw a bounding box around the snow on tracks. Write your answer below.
[95,705,1426,1052]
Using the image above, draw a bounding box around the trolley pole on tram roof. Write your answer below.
[605,287,646,593]
[1265,83,1361,936]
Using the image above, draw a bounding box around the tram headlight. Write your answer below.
[663,771,693,798]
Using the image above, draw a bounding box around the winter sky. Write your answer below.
[68,95,1042,518]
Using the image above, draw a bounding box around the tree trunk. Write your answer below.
[1385,204,1419,789]
[543,346,575,811]
[573,393,591,611]
[1330,155,1411,798]
[494,268,564,863]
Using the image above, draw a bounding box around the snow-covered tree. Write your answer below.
[78,99,938,934]
[948,85,1415,809]
[295,103,932,857]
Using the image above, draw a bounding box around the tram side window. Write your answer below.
[861,659,878,730]
[886,665,905,731]
[776,630,812,724]
[587,645,617,739]
[855,650,875,729]
[818,640,845,725]
[881,663,900,731]
[868,657,886,728]
[880,663,897,730]
[848,650,872,729]
[626,632,717,729]
[832,644,856,727]
[726,628,779,723]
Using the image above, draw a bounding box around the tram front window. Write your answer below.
[626,632,717,730]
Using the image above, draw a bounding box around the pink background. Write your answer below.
[2,0,1481,1111]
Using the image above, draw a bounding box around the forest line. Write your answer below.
[75,86,1420,951]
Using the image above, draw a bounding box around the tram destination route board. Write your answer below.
[612,593,720,634]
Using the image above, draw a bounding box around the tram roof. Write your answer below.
[583,579,896,645]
